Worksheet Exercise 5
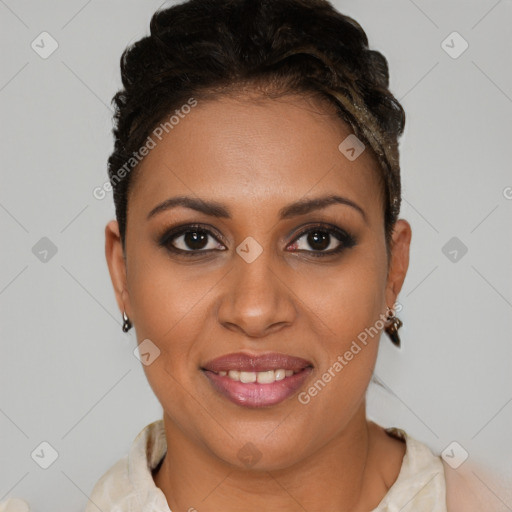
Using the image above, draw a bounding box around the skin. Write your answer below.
[105,90,412,511]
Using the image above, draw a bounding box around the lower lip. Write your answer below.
[203,367,313,408]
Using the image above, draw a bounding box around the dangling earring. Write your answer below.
[384,306,402,348]
[122,310,132,333]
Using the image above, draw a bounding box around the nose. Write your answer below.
[216,249,296,339]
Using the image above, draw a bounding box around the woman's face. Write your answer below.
[106,92,411,470]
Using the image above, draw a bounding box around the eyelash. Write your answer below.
[157,222,357,258]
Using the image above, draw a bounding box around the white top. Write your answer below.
[84,419,450,512]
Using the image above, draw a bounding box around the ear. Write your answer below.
[105,220,132,318]
[384,219,412,309]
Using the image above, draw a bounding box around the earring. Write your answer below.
[384,306,402,348]
[122,310,132,333]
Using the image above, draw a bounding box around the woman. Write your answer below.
[86,0,491,510]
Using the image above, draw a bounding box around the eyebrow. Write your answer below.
[146,194,367,223]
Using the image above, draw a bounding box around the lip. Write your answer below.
[202,352,313,373]
[201,352,314,408]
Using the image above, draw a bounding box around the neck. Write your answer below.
[153,403,399,511]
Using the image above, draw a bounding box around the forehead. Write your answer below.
[128,93,383,221]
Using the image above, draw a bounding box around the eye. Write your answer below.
[287,224,356,257]
[158,224,226,255]
[158,222,356,258]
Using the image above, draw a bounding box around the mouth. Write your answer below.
[201,352,314,408]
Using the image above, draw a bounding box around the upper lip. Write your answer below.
[202,352,313,373]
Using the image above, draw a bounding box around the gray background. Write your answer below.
[1,0,511,510]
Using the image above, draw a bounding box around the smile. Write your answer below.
[213,368,300,383]
[201,352,314,408]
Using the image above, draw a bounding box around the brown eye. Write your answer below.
[305,230,331,251]
[179,230,209,251]
[288,224,356,256]
[159,224,226,255]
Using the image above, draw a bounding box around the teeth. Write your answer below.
[218,369,301,383]
[274,369,286,381]
[256,370,275,384]
[240,371,257,383]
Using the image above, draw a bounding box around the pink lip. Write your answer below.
[202,352,313,373]
[201,352,314,408]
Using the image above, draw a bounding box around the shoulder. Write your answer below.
[376,426,512,512]
[85,455,132,511]
[395,433,512,512]
[443,460,512,512]
[373,427,447,511]
[85,419,168,511]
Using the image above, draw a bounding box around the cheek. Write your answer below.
[294,248,387,341]
[126,251,212,399]
[127,255,206,416]
[127,249,206,339]
[294,250,387,409]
